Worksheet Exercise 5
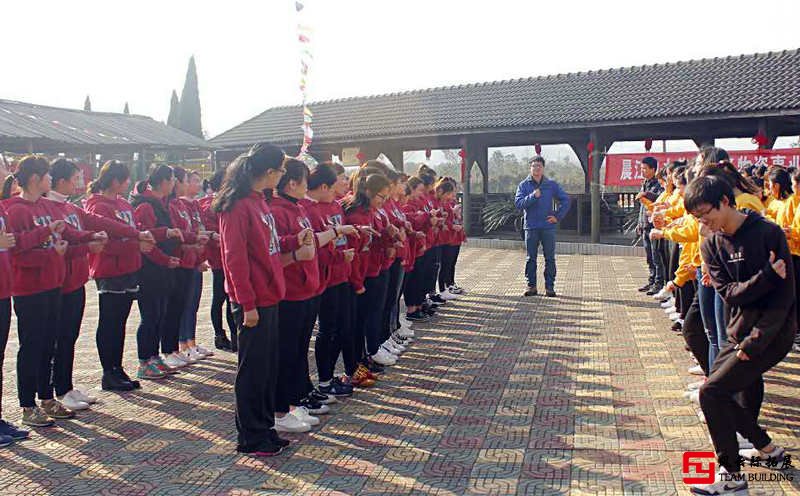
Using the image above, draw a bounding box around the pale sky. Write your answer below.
[3,0,799,144]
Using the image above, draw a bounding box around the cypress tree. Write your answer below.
[83,95,92,111]
[178,56,203,137]
[167,90,180,128]
[123,102,130,114]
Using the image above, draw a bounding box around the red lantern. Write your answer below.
[644,139,653,152]
[356,152,366,163]
[752,131,768,149]
[534,143,542,155]
[425,149,432,159]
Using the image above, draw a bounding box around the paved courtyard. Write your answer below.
[1,247,798,495]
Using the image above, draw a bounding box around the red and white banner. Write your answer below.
[604,149,800,187]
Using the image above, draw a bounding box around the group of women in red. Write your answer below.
[0,142,467,456]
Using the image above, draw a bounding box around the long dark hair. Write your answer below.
[204,168,226,193]
[1,175,16,200]
[277,158,309,193]
[700,146,730,167]
[768,167,793,200]
[213,143,285,213]
[89,160,130,194]
[134,164,174,195]
[699,162,760,196]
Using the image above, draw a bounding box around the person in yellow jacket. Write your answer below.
[784,169,800,352]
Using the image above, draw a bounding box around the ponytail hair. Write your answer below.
[14,155,50,191]
[2,174,18,200]
[88,160,130,194]
[344,173,390,214]
[146,164,175,191]
[206,168,226,193]
[768,167,793,200]
[213,142,285,213]
[700,146,730,167]
[277,158,309,193]
[435,176,456,196]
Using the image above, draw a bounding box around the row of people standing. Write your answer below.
[214,143,466,456]
[636,146,796,495]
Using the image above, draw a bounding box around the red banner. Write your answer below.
[604,148,800,187]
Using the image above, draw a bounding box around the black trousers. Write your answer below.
[361,271,390,357]
[381,260,404,342]
[162,268,192,355]
[231,304,279,451]
[137,276,171,361]
[96,290,134,372]
[438,244,461,292]
[701,329,794,473]
[316,282,356,380]
[14,289,61,407]
[403,251,430,307]
[276,297,319,412]
[0,298,10,417]
[52,287,86,397]
[211,269,237,344]
[681,289,710,376]
[676,278,696,319]
[425,245,443,295]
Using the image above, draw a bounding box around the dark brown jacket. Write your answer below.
[701,210,796,357]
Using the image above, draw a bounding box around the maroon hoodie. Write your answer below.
[170,197,200,269]
[270,194,320,301]
[85,194,143,279]
[199,196,221,270]
[49,195,140,293]
[0,202,53,299]
[301,198,348,293]
[219,191,286,311]
[4,196,94,296]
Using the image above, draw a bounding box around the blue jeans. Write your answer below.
[696,267,719,368]
[525,228,556,290]
[714,291,729,353]
[179,270,203,342]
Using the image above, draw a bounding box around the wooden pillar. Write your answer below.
[461,138,473,236]
[589,130,605,244]
[758,118,778,149]
[568,141,591,235]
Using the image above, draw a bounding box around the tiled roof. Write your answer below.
[0,99,211,150]
[211,49,800,148]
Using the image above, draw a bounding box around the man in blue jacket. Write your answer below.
[514,156,571,297]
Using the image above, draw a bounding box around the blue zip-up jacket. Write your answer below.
[514,176,571,230]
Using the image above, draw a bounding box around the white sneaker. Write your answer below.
[667,312,680,321]
[687,380,705,391]
[439,289,459,301]
[396,326,414,338]
[399,315,413,327]
[291,406,320,426]
[274,413,311,432]
[390,335,409,348]
[689,466,747,494]
[384,340,405,354]
[684,390,700,404]
[57,391,90,411]
[187,347,206,361]
[164,353,188,369]
[697,410,706,424]
[372,348,397,366]
[381,342,403,358]
[195,344,213,357]
[177,350,197,364]
[652,288,668,300]
[738,445,786,467]
[661,299,675,309]
[688,365,704,376]
[70,388,98,404]
[664,306,677,314]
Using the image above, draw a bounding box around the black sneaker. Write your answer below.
[646,285,662,296]
[298,397,330,415]
[638,283,652,292]
[524,287,538,297]
[671,321,683,333]
[319,379,354,397]
[429,294,446,304]
[406,311,429,322]
[102,368,135,392]
[269,429,291,448]
[545,289,557,298]
[238,440,283,457]
[309,388,336,405]
[215,335,232,351]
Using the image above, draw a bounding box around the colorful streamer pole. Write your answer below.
[295,0,314,159]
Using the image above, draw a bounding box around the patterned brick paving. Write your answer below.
[1,247,799,495]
